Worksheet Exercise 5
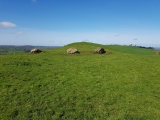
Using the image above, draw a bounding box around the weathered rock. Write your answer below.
[30,48,42,53]
[67,48,80,54]
[94,47,106,54]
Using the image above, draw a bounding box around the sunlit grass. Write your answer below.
[0,42,160,119]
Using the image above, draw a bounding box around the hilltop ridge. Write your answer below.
[55,42,155,55]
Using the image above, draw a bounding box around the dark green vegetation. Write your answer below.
[0,42,160,119]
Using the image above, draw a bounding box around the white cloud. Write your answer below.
[0,21,17,28]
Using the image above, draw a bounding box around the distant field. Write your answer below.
[0,45,59,55]
[154,47,160,50]
[0,42,160,119]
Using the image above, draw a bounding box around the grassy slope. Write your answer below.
[106,45,155,55]
[0,42,160,119]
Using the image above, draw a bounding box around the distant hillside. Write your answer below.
[0,45,60,55]
[154,47,160,50]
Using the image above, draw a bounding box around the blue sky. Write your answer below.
[0,0,160,46]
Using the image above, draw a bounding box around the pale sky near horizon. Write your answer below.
[0,0,160,46]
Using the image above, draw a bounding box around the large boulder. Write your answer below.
[67,48,80,54]
[94,47,106,54]
[30,48,42,53]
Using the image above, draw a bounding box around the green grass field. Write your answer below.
[0,42,160,119]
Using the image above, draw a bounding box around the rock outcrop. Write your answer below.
[94,47,106,54]
[67,48,80,54]
[30,48,42,53]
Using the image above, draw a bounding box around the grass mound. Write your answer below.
[46,42,155,55]
[64,42,107,54]
[45,42,109,55]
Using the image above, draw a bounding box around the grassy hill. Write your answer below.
[49,42,155,55]
[0,42,160,119]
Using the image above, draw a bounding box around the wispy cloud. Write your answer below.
[32,0,36,2]
[0,21,17,28]
[133,38,138,40]
[114,34,120,37]
[13,32,25,36]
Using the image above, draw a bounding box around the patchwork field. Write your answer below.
[0,42,160,119]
